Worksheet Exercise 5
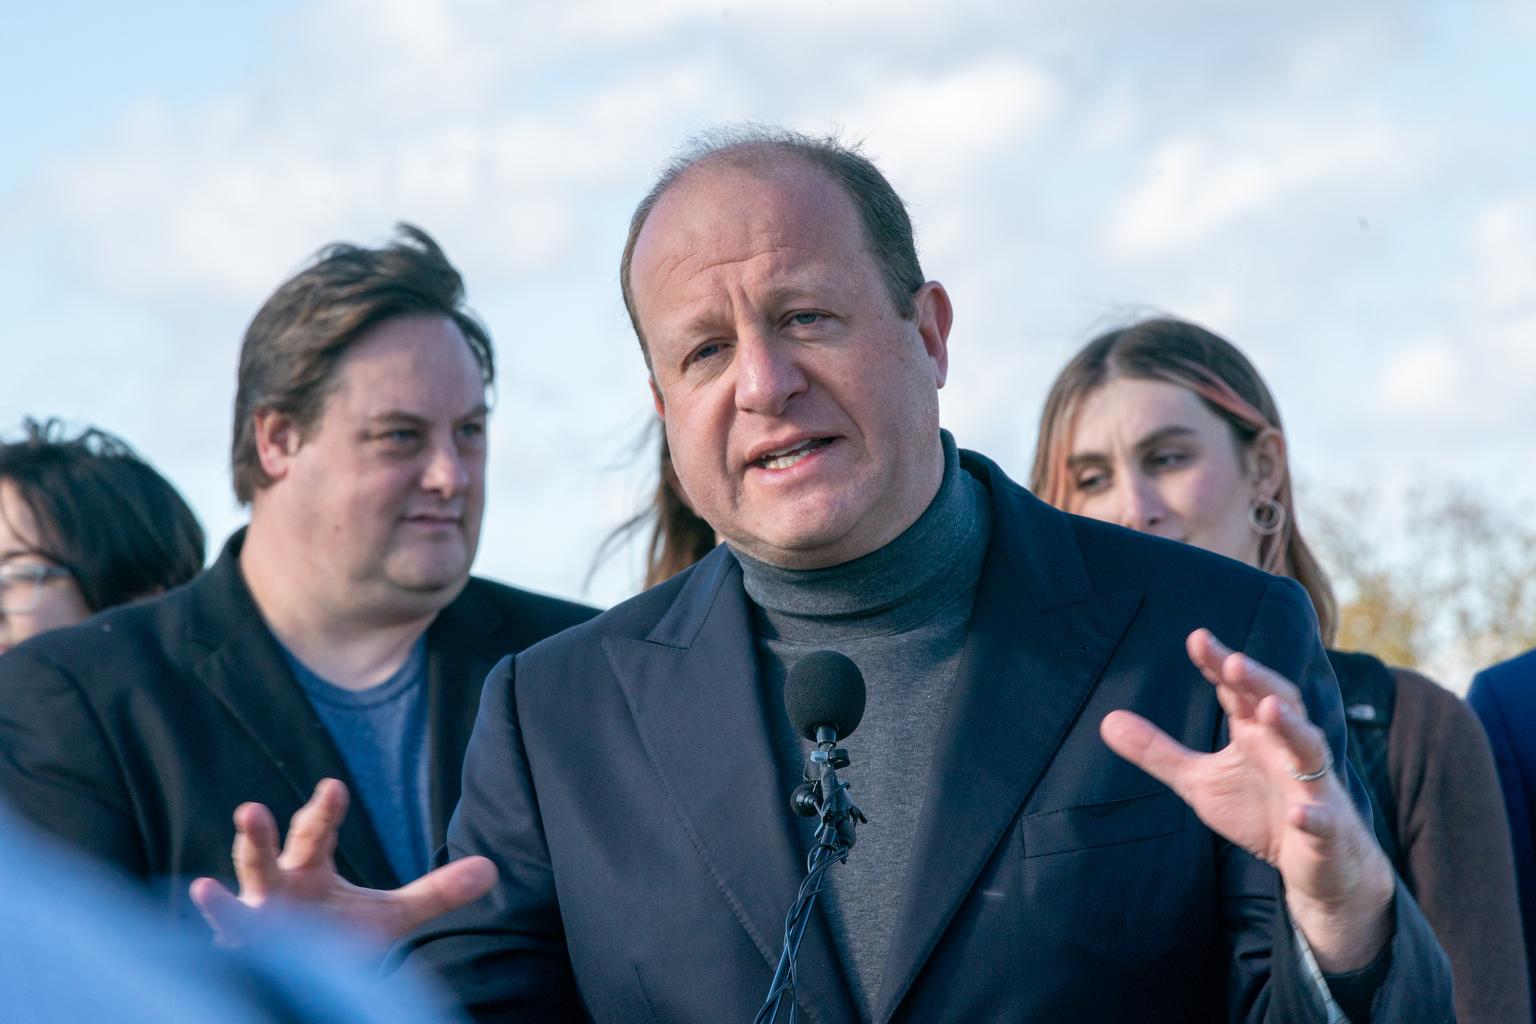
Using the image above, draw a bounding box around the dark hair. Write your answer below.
[619,125,925,365]
[231,223,494,503]
[1030,317,1338,643]
[0,418,205,612]
[591,422,717,592]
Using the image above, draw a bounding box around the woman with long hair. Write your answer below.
[1030,317,1528,1022]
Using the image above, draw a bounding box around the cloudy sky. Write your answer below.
[3,0,1532,609]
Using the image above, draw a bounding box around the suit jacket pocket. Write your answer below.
[1020,789,1186,858]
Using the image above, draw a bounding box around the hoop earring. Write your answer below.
[1249,496,1286,537]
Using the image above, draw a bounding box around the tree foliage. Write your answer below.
[1304,483,1536,690]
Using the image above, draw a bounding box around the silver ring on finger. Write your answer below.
[1288,749,1333,783]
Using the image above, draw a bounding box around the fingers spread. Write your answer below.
[190,876,253,947]
[1221,647,1304,715]
[1188,629,1310,726]
[232,801,282,901]
[1101,710,1200,794]
[1184,629,1228,687]
[1208,665,1254,722]
[280,778,349,871]
[1187,630,1258,719]
[1257,694,1332,781]
[386,856,499,939]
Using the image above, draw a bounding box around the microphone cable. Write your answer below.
[753,819,848,1024]
[758,650,867,1024]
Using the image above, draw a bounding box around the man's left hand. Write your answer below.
[1101,628,1394,973]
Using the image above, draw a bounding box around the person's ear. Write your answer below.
[649,376,666,419]
[1248,428,1287,499]
[911,281,953,389]
[252,410,303,483]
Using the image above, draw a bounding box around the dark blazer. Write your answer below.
[400,452,1449,1023]
[1469,648,1536,1020]
[0,531,596,916]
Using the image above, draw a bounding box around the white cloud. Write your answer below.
[289,0,950,89]
[1105,107,1431,260]
[798,57,1061,290]
[1273,16,1410,95]
[1362,191,1536,441]
[8,0,1536,604]
[1467,195,1536,312]
[1380,344,1461,414]
[567,0,919,38]
[38,57,734,302]
[1490,313,1536,376]
[828,58,1061,179]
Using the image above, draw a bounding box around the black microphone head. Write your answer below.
[784,651,866,742]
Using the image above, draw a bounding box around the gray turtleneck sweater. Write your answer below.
[733,432,992,1020]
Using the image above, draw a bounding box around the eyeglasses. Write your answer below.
[0,562,74,614]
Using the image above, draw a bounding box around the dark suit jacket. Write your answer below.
[1469,648,1536,1020]
[400,452,1450,1023]
[0,531,596,916]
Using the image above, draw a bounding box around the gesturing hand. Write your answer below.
[1100,629,1394,972]
[189,779,497,949]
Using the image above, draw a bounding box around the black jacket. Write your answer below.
[400,452,1451,1024]
[0,531,596,917]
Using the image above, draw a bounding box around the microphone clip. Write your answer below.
[790,729,868,852]
[810,744,850,770]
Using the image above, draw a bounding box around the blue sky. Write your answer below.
[3,0,1532,616]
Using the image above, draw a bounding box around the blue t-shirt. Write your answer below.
[283,638,432,884]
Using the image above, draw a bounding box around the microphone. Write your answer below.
[785,650,866,744]
[785,651,868,825]
[758,652,869,1024]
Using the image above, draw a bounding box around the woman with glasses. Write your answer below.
[0,419,204,655]
[1029,317,1528,1023]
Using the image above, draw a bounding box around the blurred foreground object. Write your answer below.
[0,800,452,1023]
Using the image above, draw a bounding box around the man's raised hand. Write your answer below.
[1100,629,1394,972]
[189,778,497,948]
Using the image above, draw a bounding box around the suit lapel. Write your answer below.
[424,584,503,845]
[186,533,399,889]
[874,455,1142,1023]
[604,549,860,1024]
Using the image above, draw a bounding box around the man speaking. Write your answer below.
[391,129,1450,1021]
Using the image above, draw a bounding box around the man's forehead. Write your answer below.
[325,315,484,405]
[632,159,865,302]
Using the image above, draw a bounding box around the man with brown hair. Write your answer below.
[0,225,594,933]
